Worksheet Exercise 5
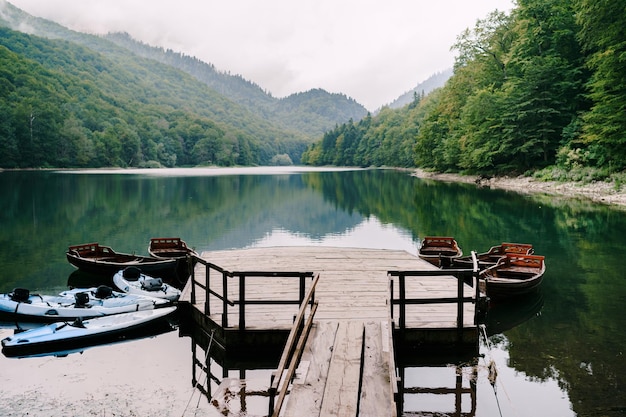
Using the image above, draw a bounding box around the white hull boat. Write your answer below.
[0,286,168,322]
[1,306,177,357]
[113,267,181,302]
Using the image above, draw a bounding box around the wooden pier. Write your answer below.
[179,246,481,416]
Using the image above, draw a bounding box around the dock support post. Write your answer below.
[457,271,464,343]
[222,271,228,328]
[205,263,210,316]
[399,273,406,331]
[239,274,246,330]
[190,260,196,305]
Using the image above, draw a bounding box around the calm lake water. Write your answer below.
[0,167,625,417]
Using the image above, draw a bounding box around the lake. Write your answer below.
[0,167,624,416]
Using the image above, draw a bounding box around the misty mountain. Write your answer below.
[0,1,366,141]
[0,1,322,168]
[385,68,453,109]
[104,32,368,137]
[0,1,448,170]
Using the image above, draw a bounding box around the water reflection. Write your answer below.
[184,328,277,416]
[484,291,544,336]
[182,292,546,417]
[398,359,479,416]
[1,168,625,416]
[249,217,418,254]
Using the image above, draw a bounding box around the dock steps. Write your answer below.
[282,320,397,417]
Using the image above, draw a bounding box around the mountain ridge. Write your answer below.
[385,68,452,110]
[103,31,368,137]
[0,0,451,169]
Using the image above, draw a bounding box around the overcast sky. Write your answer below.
[10,0,513,110]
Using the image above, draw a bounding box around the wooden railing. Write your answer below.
[268,272,320,417]
[187,254,316,330]
[388,252,481,342]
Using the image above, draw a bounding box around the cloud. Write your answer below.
[9,0,513,110]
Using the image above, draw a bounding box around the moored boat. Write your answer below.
[418,236,463,268]
[1,306,177,357]
[148,237,198,281]
[479,253,546,300]
[452,242,534,270]
[0,286,168,322]
[66,242,178,280]
[112,267,181,302]
[148,237,198,259]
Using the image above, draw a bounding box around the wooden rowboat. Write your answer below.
[452,242,534,270]
[66,243,178,280]
[148,237,198,281]
[479,253,546,300]
[148,237,198,259]
[418,236,463,268]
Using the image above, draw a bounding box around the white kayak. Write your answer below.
[1,306,177,357]
[112,267,181,302]
[0,286,168,322]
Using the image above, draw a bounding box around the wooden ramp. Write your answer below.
[283,320,397,417]
[179,246,480,417]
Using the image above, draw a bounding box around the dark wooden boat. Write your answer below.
[148,237,198,259]
[417,236,463,268]
[148,237,198,281]
[66,243,178,280]
[479,253,546,300]
[452,242,534,270]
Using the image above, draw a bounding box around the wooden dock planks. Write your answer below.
[180,246,479,416]
[359,321,397,417]
[283,320,397,417]
[319,321,364,417]
[181,246,476,328]
[282,321,338,416]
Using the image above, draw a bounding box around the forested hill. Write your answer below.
[105,32,368,138]
[0,2,366,168]
[386,68,452,109]
[303,0,626,179]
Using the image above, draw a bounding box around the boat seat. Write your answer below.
[123,266,142,280]
[94,285,113,299]
[74,292,90,307]
[10,288,31,303]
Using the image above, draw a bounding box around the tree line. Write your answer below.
[303,0,626,178]
[0,26,308,168]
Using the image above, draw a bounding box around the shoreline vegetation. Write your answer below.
[412,169,626,210]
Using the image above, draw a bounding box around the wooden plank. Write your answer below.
[182,246,479,336]
[359,321,397,417]
[282,321,339,417]
[319,321,364,417]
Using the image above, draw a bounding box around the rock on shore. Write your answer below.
[412,169,626,209]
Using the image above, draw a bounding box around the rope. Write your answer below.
[194,329,215,409]
[180,329,215,416]
[479,324,516,417]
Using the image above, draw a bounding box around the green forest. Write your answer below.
[303,0,626,179]
[0,3,366,169]
[2,0,625,176]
